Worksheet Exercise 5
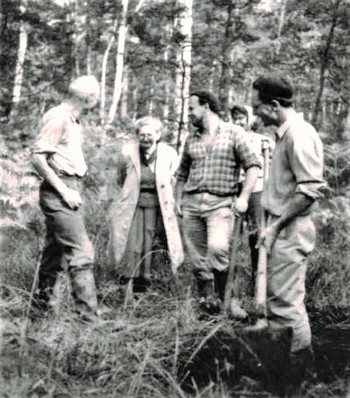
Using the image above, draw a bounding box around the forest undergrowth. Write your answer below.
[1,132,350,398]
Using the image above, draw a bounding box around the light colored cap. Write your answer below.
[69,75,100,99]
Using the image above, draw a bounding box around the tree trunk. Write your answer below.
[275,0,288,56]
[12,5,27,107]
[148,76,154,116]
[312,0,342,130]
[107,0,145,125]
[86,43,92,75]
[100,19,118,125]
[336,98,350,140]
[133,85,138,122]
[218,2,234,118]
[108,0,129,124]
[120,64,129,119]
[209,59,218,91]
[163,23,172,121]
[174,0,193,154]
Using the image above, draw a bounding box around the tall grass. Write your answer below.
[1,132,350,397]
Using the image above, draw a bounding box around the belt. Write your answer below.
[188,189,235,198]
[57,171,82,179]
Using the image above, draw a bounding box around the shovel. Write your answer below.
[253,139,271,328]
[183,140,293,395]
[223,212,247,319]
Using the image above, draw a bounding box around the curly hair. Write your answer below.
[190,90,221,115]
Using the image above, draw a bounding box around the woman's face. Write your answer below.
[138,124,161,150]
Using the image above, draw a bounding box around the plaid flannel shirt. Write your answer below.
[176,120,261,196]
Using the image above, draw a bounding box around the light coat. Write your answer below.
[108,141,184,274]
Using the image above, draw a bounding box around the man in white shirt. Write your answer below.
[32,75,101,318]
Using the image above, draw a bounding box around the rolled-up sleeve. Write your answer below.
[288,128,326,200]
[234,127,262,171]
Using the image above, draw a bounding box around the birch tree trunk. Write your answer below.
[133,85,138,122]
[120,65,129,119]
[148,76,154,116]
[163,23,172,120]
[100,19,117,124]
[86,42,92,75]
[107,0,145,125]
[275,0,288,56]
[174,0,193,154]
[12,4,27,107]
[108,0,129,124]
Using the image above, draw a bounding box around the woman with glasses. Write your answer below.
[108,117,184,293]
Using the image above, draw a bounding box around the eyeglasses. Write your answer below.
[252,101,266,115]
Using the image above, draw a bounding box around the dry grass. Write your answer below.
[1,137,350,397]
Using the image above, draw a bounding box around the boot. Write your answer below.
[197,278,220,315]
[34,271,61,312]
[69,266,98,317]
[213,270,228,302]
[197,278,214,299]
[229,297,248,320]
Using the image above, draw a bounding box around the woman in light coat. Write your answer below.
[108,117,184,292]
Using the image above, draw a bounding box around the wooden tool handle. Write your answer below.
[223,215,243,311]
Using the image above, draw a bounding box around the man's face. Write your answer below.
[252,89,278,127]
[231,113,248,130]
[84,92,100,110]
[189,96,206,128]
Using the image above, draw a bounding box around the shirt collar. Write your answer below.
[276,113,303,140]
[194,119,222,137]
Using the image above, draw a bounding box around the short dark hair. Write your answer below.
[252,75,294,107]
[190,90,221,114]
[231,104,248,119]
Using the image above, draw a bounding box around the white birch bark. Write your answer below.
[275,0,288,56]
[120,64,129,118]
[12,4,27,105]
[163,23,172,120]
[107,0,145,124]
[100,19,117,124]
[174,0,193,154]
[107,0,128,124]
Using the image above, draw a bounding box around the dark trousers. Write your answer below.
[38,177,94,294]
[246,191,262,285]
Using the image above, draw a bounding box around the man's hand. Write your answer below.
[234,196,248,214]
[61,187,83,210]
[174,200,183,217]
[260,221,281,254]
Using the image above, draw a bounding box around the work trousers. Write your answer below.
[182,192,234,281]
[38,177,94,291]
[267,214,316,352]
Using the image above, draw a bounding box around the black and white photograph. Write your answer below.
[1,0,349,397]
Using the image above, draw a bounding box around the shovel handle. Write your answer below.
[255,139,271,316]
[223,215,243,311]
[255,245,267,314]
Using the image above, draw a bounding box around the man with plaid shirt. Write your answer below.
[175,91,261,316]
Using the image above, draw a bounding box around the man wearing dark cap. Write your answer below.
[175,90,261,317]
[252,75,326,379]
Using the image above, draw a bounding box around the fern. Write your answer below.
[0,145,40,230]
[323,143,350,196]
